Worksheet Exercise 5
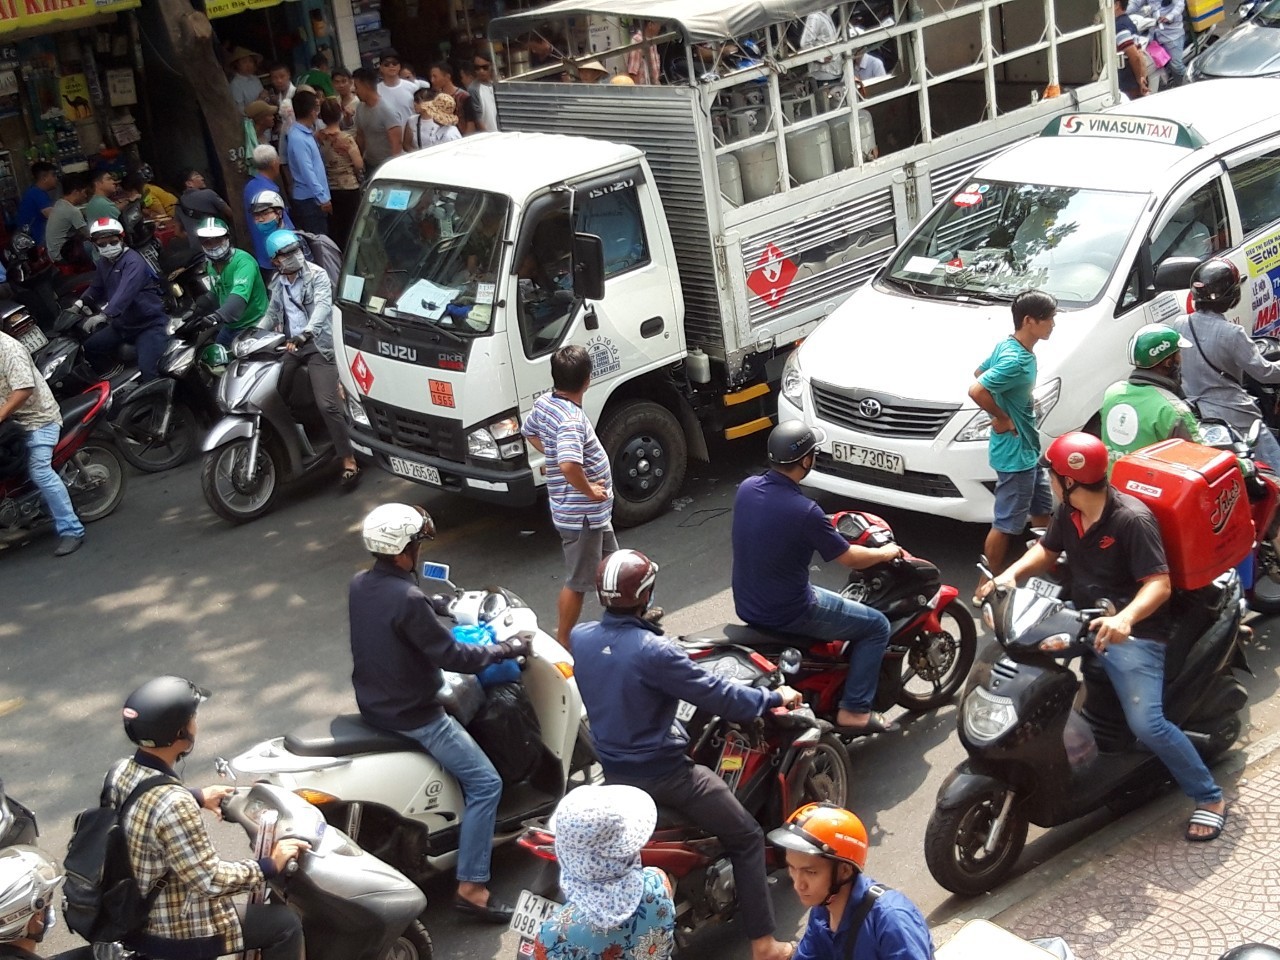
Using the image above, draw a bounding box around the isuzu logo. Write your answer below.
[859,398,883,419]
[378,342,418,363]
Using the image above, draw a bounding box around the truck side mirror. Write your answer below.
[573,232,606,302]
[1154,256,1201,292]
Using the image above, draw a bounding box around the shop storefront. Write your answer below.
[207,0,352,79]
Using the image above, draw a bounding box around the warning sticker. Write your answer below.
[746,243,799,310]
[429,379,455,408]
[350,353,374,394]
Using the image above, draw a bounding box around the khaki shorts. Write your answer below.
[559,522,619,593]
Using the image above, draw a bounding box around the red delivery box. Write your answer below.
[1110,439,1252,590]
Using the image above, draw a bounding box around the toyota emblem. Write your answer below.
[859,398,883,419]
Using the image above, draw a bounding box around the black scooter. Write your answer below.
[925,570,1249,896]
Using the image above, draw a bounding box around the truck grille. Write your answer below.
[362,398,465,462]
[812,382,958,439]
[815,454,961,498]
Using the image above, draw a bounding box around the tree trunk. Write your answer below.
[154,0,248,238]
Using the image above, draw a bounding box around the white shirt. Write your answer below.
[377,79,417,128]
[855,52,887,81]
[802,12,842,82]
[469,82,499,132]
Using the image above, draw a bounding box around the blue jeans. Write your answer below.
[1162,30,1185,84]
[26,422,84,539]
[401,712,502,884]
[780,586,890,713]
[1253,420,1280,475]
[1096,636,1221,805]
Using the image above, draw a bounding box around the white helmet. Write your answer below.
[362,503,435,555]
[88,217,124,239]
[0,845,63,942]
[250,189,286,213]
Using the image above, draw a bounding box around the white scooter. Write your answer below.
[225,561,591,889]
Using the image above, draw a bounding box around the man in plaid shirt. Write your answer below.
[105,676,307,959]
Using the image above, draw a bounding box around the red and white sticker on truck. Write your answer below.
[746,243,798,310]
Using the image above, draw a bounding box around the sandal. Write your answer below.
[1186,806,1226,842]
[339,465,362,490]
[836,711,899,738]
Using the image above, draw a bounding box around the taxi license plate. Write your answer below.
[18,327,47,353]
[675,700,696,722]
[509,889,559,941]
[1027,576,1062,599]
[831,442,904,475]
[388,456,441,486]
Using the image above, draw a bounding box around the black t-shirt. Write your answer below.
[1041,489,1172,639]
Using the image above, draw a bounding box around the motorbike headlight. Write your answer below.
[39,357,61,381]
[957,378,1061,442]
[233,337,257,359]
[468,417,524,460]
[346,395,371,428]
[781,351,806,407]
[962,686,1018,742]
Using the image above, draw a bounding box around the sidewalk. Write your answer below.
[934,734,1280,959]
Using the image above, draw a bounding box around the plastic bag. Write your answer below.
[1030,937,1077,960]
[466,682,543,784]
[435,671,485,727]
[453,623,521,688]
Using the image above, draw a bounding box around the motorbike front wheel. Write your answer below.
[64,441,127,522]
[115,395,199,473]
[201,437,282,524]
[1250,542,1280,614]
[924,787,1027,896]
[379,921,432,960]
[790,732,854,810]
[895,600,978,712]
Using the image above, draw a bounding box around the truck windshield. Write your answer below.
[884,181,1148,307]
[341,183,510,334]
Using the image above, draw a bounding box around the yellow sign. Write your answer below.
[59,71,90,119]
[0,0,141,35]
[205,0,285,19]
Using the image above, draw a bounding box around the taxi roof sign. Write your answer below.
[1041,113,1205,149]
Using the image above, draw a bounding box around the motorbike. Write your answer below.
[0,778,38,848]
[923,569,1249,896]
[29,308,142,401]
[682,509,977,732]
[0,381,127,533]
[226,564,590,904]
[512,640,853,952]
[200,331,341,523]
[2,227,90,331]
[118,199,211,317]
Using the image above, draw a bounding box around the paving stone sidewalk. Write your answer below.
[994,750,1280,959]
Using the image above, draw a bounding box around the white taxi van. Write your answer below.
[780,79,1280,523]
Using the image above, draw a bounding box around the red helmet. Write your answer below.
[1041,431,1108,484]
[596,549,659,610]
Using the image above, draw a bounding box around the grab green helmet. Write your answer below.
[200,343,230,373]
[1127,323,1190,369]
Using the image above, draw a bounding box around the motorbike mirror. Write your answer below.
[1095,598,1117,618]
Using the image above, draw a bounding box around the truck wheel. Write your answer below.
[599,401,687,528]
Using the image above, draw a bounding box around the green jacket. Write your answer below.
[1102,369,1202,470]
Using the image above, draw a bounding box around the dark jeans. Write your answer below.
[279,343,353,459]
[291,197,329,237]
[330,188,360,248]
[608,759,775,941]
[238,902,304,960]
[84,321,168,381]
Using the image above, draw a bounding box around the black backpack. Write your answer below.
[63,772,178,944]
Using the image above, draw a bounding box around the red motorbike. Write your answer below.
[685,510,977,729]
[0,380,127,533]
[512,644,852,952]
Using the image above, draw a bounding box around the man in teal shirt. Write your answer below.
[968,290,1057,600]
[1103,323,1202,470]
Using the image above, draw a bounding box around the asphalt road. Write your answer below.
[4,439,1280,959]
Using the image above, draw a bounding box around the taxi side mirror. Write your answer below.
[573,232,606,302]
[1154,256,1201,293]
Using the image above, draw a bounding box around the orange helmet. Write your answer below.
[767,802,868,871]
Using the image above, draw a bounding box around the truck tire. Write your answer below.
[599,400,687,528]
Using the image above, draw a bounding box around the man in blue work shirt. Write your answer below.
[16,162,57,248]
[284,90,331,237]
[572,548,804,960]
[732,421,901,735]
[244,145,294,271]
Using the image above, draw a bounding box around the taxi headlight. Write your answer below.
[957,378,1060,442]
[962,687,1018,742]
[781,351,806,407]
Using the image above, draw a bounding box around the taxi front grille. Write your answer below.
[812,382,958,439]
[362,398,464,462]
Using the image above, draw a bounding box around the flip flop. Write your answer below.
[836,711,899,738]
[1186,807,1226,842]
[339,465,362,490]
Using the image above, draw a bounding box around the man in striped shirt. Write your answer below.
[522,345,616,649]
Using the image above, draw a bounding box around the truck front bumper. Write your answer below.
[351,427,539,507]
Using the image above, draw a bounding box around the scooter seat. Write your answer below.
[58,391,99,427]
[284,714,420,758]
[684,623,812,651]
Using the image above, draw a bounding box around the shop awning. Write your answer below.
[206,0,297,21]
[490,0,833,44]
[0,0,140,35]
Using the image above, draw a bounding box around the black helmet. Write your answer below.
[122,676,209,748]
[1191,257,1243,311]
[768,421,827,465]
[1220,947,1280,960]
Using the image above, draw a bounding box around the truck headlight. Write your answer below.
[346,395,371,428]
[781,351,806,407]
[956,378,1061,442]
[468,416,524,460]
[962,686,1018,742]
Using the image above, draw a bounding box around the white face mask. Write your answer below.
[204,240,232,262]
[97,241,125,261]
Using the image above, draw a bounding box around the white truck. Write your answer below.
[332,0,1116,525]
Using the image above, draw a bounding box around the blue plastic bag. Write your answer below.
[452,623,521,688]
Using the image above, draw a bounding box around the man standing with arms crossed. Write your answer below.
[969,289,1057,602]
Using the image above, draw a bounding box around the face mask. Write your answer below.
[255,219,279,236]
[205,240,232,262]
[279,251,306,275]
[97,241,125,261]
[1169,357,1183,382]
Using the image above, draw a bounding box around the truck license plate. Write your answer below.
[509,889,559,941]
[388,456,441,486]
[831,442,904,475]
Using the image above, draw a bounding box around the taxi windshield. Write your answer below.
[341,182,510,335]
[884,181,1147,307]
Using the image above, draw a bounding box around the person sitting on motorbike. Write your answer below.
[1174,257,1280,469]
[535,784,675,960]
[732,421,901,735]
[768,803,933,960]
[75,217,170,382]
[0,845,65,960]
[349,504,528,923]
[1102,322,1203,468]
[979,432,1227,841]
[196,218,268,350]
[571,549,804,960]
[257,228,358,488]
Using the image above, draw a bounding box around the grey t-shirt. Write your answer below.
[45,198,85,262]
[357,99,399,171]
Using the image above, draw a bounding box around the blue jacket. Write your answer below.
[84,248,168,334]
[243,173,294,269]
[571,612,782,778]
[795,873,934,960]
